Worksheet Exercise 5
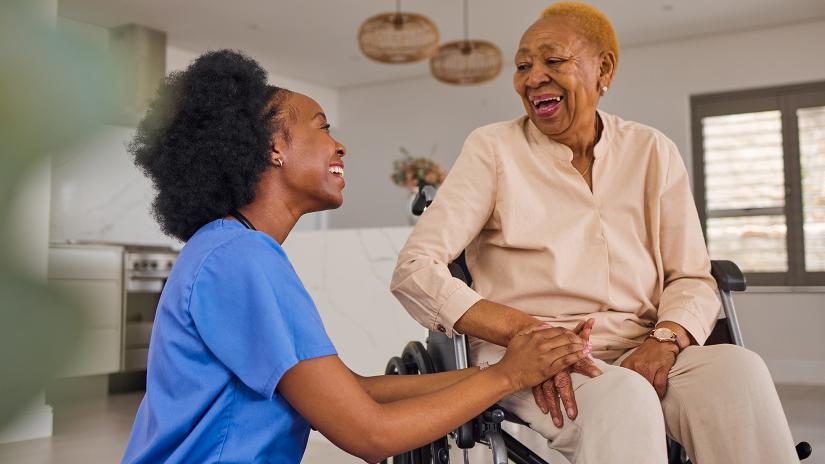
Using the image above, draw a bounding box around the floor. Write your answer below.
[0,385,821,463]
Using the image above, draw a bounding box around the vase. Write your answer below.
[407,182,437,224]
[407,189,420,225]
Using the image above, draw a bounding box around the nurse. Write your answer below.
[120,50,592,464]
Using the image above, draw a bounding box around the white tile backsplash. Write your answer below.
[50,125,173,246]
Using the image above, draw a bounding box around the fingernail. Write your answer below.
[553,418,562,427]
[567,408,575,418]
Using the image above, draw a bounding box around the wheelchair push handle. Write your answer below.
[797,441,812,460]
[411,182,437,216]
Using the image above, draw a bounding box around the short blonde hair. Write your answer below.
[540,2,619,63]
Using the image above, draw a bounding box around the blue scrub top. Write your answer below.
[122,219,337,463]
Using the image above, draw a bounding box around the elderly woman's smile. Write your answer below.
[529,94,564,118]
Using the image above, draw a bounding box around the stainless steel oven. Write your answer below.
[121,246,177,371]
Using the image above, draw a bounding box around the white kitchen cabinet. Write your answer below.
[48,244,123,376]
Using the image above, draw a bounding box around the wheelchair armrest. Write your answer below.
[710,260,746,292]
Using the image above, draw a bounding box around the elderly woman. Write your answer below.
[391,3,798,463]
[121,50,588,463]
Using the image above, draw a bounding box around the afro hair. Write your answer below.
[130,49,291,242]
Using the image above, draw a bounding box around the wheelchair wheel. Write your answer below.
[403,342,452,463]
[402,341,436,374]
[385,356,410,376]
[381,343,450,464]
[382,354,431,464]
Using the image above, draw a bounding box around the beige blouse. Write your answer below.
[390,111,721,360]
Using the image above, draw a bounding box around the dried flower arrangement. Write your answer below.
[391,147,446,190]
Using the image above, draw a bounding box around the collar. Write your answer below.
[524,109,611,162]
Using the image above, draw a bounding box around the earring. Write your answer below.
[601,85,609,94]
[274,158,284,167]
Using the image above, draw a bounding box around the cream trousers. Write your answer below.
[487,344,799,464]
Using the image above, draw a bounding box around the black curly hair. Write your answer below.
[130,49,292,241]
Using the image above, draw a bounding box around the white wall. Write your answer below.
[330,69,523,229]
[332,19,825,385]
[50,18,340,246]
[737,290,825,385]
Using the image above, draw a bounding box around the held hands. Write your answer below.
[494,325,588,394]
[531,319,602,428]
[620,338,678,398]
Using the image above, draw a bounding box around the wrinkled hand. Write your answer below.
[531,319,602,428]
[499,326,588,392]
[620,338,678,398]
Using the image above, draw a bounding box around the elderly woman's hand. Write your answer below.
[531,319,602,428]
[620,339,679,398]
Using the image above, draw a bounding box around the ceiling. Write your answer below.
[59,0,825,89]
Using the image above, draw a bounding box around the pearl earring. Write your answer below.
[601,85,609,93]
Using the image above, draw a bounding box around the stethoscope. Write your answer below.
[229,209,256,231]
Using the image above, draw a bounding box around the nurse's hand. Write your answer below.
[494,325,588,393]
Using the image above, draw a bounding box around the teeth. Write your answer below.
[328,166,344,175]
[533,96,563,107]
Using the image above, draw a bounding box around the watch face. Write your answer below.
[653,328,674,340]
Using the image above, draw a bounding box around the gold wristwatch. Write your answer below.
[649,327,680,351]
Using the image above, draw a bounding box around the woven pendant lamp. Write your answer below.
[430,0,502,85]
[358,0,439,64]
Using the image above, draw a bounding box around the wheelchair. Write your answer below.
[383,185,812,464]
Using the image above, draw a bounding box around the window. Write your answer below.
[691,81,825,286]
